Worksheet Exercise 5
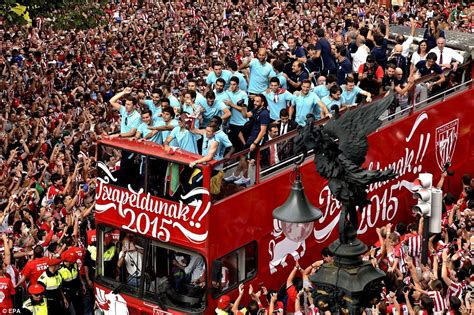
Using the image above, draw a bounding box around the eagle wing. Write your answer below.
[322,93,395,166]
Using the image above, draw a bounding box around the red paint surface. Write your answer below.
[95,88,474,314]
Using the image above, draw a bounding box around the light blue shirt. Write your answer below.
[137,121,161,143]
[341,85,362,105]
[201,135,218,159]
[206,69,233,89]
[201,101,228,127]
[119,106,141,133]
[215,130,233,159]
[159,120,179,145]
[214,90,230,105]
[264,90,294,121]
[232,71,248,91]
[227,89,249,126]
[321,96,342,113]
[168,95,181,108]
[313,85,330,100]
[275,72,288,90]
[248,59,275,94]
[144,99,163,122]
[169,127,199,154]
[292,92,321,126]
[195,92,208,109]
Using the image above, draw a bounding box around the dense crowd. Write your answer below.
[0,0,473,314]
[215,171,474,315]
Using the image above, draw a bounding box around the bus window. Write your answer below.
[98,144,144,190]
[212,242,257,296]
[143,242,206,312]
[96,226,146,296]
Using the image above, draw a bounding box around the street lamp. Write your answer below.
[272,166,322,242]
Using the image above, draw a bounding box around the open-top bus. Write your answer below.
[93,63,473,314]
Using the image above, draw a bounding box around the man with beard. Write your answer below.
[290,80,330,126]
[240,48,274,110]
[321,84,343,114]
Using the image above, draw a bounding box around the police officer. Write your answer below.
[37,258,68,313]
[59,252,83,314]
[21,284,48,315]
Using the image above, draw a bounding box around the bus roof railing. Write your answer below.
[99,59,472,198]
[211,59,472,202]
[98,137,204,165]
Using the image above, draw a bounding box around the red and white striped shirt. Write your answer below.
[427,291,447,313]
[446,281,466,300]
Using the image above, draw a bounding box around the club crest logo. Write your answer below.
[435,119,459,171]
[95,287,129,315]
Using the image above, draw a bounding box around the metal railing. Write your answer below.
[211,60,473,203]
[380,60,472,123]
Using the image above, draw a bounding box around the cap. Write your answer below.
[48,258,62,266]
[217,295,231,310]
[28,284,45,295]
[366,55,375,63]
[62,252,77,263]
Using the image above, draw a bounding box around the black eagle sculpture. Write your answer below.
[295,94,397,244]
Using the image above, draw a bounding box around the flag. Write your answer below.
[400,179,422,192]
[165,163,182,196]
[11,4,31,23]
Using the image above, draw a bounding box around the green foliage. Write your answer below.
[1,0,107,30]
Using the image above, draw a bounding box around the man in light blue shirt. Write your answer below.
[228,60,248,92]
[206,61,233,89]
[109,87,141,138]
[240,48,275,97]
[224,76,249,152]
[201,91,231,127]
[145,107,179,145]
[321,85,343,114]
[290,80,330,126]
[272,59,288,90]
[161,84,181,109]
[341,77,372,106]
[313,74,337,100]
[263,77,294,121]
[163,114,199,155]
[141,89,163,121]
[214,78,230,105]
[135,109,161,143]
[187,80,208,109]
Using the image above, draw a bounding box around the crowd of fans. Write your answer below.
[216,171,474,315]
[0,0,473,314]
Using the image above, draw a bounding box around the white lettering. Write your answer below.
[96,162,211,243]
[313,113,431,242]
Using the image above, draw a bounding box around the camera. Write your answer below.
[443,162,455,176]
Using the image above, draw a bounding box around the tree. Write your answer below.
[1,0,107,30]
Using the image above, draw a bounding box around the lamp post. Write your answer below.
[288,89,396,314]
[272,166,323,242]
[273,167,385,315]
[309,231,385,314]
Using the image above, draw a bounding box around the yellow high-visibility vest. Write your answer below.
[88,245,115,261]
[38,271,62,290]
[23,297,48,314]
[58,264,78,282]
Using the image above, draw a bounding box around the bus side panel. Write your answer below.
[206,89,473,309]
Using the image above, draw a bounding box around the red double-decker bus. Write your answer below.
[93,65,473,314]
